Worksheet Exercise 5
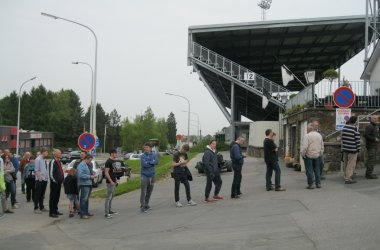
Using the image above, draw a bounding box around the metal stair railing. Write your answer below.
[190,42,290,105]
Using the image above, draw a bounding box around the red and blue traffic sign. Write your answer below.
[78,132,96,151]
[333,86,355,108]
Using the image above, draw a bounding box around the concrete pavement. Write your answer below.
[1,153,379,250]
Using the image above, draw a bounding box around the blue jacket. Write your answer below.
[77,161,92,187]
[230,142,244,165]
[141,152,158,178]
[202,146,219,175]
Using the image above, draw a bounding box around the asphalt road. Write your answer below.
[1,153,380,250]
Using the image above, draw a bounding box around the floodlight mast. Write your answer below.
[258,0,272,21]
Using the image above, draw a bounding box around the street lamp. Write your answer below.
[41,12,98,136]
[16,77,37,156]
[181,110,200,141]
[72,61,94,133]
[165,93,190,140]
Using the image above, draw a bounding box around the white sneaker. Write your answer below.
[187,200,197,206]
[175,201,183,207]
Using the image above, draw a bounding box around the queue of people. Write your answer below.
[1,118,379,220]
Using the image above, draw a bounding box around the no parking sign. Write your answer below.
[78,133,96,151]
[333,87,355,108]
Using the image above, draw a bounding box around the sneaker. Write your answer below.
[231,195,240,199]
[145,205,152,211]
[56,211,63,215]
[69,213,74,218]
[204,198,214,203]
[81,215,90,219]
[105,214,112,219]
[34,209,42,214]
[12,204,19,209]
[86,213,94,216]
[140,207,147,213]
[316,184,322,189]
[187,200,197,206]
[266,187,273,191]
[345,180,357,184]
[175,201,183,207]
[275,187,286,191]
[213,195,224,200]
[366,174,378,179]
[49,214,58,218]
[109,211,118,215]
[5,209,14,214]
[306,185,314,190]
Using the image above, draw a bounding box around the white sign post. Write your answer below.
[336,108,351,130]
[244,72,255,81]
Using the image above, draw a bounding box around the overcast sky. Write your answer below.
[0,0,365,135]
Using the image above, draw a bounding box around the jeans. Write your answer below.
[34,181,47,210]
[140,175,155,208]
[105,183,115,214]
[319,156,324,176]
[49,182,62,215]
[205,173,222,198]
[25,178,35,202]
[304,157,321,186]
[5,181,16,206]
[265,161,281,188]
[366,147,377,176]
[0,191,7,215]
[173,173,191,202]
[79,186,91,217]
[231,163,243,196]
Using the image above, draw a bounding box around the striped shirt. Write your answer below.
[342,124,361,153]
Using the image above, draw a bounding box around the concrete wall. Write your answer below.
[370,57,380,95]
[248,121,279,157]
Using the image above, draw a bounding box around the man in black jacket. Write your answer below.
[263,129,285,191]
[49,149,64,218]
[230,136,246,199]
[364,115,379,179]
[202,139,223,203]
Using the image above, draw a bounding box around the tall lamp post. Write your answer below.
[72,61,94,133]
[165,93,190,140]
[41,12,98,135]
[16,77,37,156]
[182,110,200,141]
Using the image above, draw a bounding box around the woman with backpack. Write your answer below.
[23,156,36,202]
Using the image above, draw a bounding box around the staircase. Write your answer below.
[189,42,289,108]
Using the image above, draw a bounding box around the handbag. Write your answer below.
[184,166,193,181]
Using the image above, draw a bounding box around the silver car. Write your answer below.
[64,159,103,187]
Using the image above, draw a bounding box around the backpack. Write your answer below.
[26,163,35,179]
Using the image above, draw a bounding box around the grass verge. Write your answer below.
[91,152,198,198]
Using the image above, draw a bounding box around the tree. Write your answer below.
[0,91,18,125]
[166,112,177,146]
[323,69,339,105]
[107,109,121,150]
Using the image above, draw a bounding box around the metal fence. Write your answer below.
[191,42,290,98]
[286,80,380,109]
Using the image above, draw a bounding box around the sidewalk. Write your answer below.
[1,153,379,250]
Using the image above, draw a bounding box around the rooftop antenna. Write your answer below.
[258,0,272,21]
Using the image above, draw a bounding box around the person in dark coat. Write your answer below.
[202,139,223,203]
[264,129,285,191]
[230,136,246,199]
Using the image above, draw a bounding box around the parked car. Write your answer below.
[195,153,232,174]
[128,153,142,160]
[61,152,71,164]
[101,160,131,180]
[64,159,103,187]
[124,153,133,160]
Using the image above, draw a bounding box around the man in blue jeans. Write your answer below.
[263,129,286,191]
[230,136,246,198]
[301,123,324,189]
[77,155,96,219]
[140,143,158,213]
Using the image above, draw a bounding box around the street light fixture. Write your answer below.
[16,76,37,156]
[42,12,98,136]
[165,93,190,140]
[181,110,200,141]
[72,61,94,133]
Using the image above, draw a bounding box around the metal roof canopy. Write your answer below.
[189,15,368,91]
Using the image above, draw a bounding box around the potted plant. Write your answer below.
[323,69,339,108]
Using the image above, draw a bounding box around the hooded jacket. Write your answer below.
[230,141,244,165]
[140,152,158,178]
[202,146,219,175]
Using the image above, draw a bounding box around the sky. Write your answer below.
[0,0,366,136]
